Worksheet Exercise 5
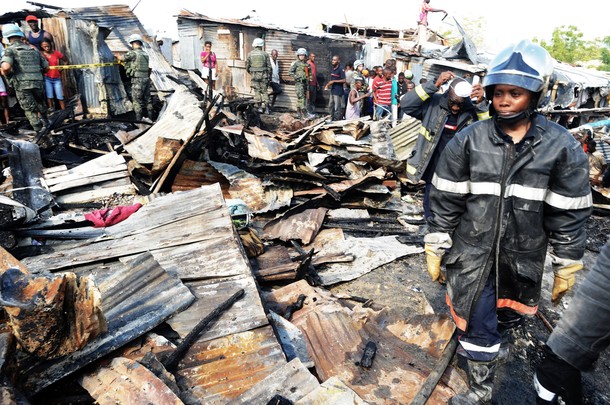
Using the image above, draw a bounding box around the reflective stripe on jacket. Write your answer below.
[400,81,487,183]
[429,114,592,331]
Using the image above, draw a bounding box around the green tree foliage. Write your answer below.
[534,25,599,64]
[599,36,610,71]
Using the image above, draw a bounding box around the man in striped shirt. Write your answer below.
[372,67,394,119]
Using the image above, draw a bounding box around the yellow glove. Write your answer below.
[549,255,584,304]
[423,232,452,283]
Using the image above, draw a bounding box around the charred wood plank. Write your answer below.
[410,332,458,405]
[164,288,245,371]
[290,240,322,286]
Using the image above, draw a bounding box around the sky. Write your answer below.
[2,0,609,53]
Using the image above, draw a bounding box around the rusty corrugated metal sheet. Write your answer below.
[16,252,195,395]
[209,160,293,213]
[176,325,287,404]
[265,280,465,404]
[263,207,328,244]
[172,160,231,195]
[20,184,234,273]
[167,276,268,341]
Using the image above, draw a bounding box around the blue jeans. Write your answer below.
[45,77,64,100]
[375,104,391,119]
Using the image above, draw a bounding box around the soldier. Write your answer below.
[289,48,312,119]
[121,34,154,121]
[246,38,271,114]
[0,24,48,134]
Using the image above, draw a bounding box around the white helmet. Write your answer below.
[252,38,264,47]
[296,48,308,56]
[483,39,554,108]
[128,34,143,44]
[354,59,364,69]
[403,70,413,80]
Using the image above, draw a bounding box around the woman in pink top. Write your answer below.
[200,41,217,90]
[40,39,68,110]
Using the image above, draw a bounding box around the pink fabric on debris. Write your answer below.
[84,203,142,228]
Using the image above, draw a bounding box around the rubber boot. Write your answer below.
[449,359,496,405]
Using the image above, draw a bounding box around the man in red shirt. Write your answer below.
[307,52,318,115]
[373,67,393,119]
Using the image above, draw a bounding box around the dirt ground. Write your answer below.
[329,214,610,404]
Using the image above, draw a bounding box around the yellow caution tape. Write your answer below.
[49,62,119,70]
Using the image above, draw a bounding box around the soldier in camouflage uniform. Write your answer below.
[289,48,312,119]
[122,34,154,121]
[246,38,271,114]
[0,24,48,133]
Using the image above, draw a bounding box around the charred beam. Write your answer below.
[164,288,245,371]
[283,294,306,321]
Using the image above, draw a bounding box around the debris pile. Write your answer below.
[0,74,472,405]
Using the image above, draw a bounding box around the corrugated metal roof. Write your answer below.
[67,5,184,93]
[177,9,316,36]
[16,252,195,395]
[67,5,148,53]
[554,62,610,89]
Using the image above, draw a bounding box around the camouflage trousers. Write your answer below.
[131,77,154,120]
[295,80,308,109]
[251,72,269,105]
[15,87,47,132]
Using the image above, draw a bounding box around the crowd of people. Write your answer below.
[0,16,71,131]
[241,37,424,121]
[1,16,155,133]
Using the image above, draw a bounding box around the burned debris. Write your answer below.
[1,3,609,405]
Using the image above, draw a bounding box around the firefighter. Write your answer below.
[424,40,592,404]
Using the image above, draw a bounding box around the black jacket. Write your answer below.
[400,81,489,183]
[428,114,592,332]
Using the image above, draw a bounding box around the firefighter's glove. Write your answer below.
[549,254,583,304]
[423,232,452,284]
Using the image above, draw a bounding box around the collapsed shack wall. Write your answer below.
[41,16,131,117]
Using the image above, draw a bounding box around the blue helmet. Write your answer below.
[2,24,24,39]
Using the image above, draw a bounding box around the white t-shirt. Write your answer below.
[270,57,280,84]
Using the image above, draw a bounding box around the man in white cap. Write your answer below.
[400,71,488,220]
